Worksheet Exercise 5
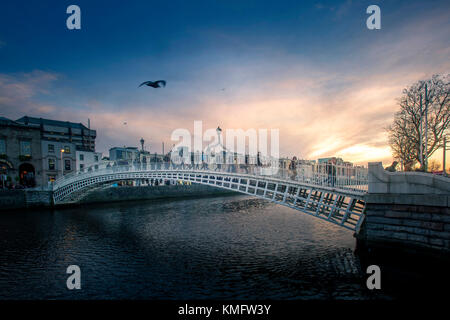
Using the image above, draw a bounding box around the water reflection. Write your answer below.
[0,195,427,299]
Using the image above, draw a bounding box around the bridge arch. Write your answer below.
[52,167,366,231]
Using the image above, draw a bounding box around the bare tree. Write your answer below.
[388,115,417,170]
[387,74,449,171]
[428,159,441,172]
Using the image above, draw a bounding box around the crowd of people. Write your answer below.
[0,172,36,189]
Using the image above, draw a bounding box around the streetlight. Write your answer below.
[444,135,448,177]
[60,149,65,177]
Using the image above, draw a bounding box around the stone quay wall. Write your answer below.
[357,162,450,256]
[0,189,52,210]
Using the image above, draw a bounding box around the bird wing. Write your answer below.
[139,81,153,87]
[155,80,166,87]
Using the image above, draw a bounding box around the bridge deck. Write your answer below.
[52,166,367,231]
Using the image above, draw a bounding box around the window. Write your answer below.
[0,138,5,155]
[80,164,84,170]
[79,154,84,161]
[48,144,54,153]
[94,155,99,162]
[64,146,70,154]
[48,175,56,182]
[65,159,71,171]
[20,140,31,156]
[48,159,55,170]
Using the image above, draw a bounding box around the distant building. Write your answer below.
[41,139,76,183]
[318,157,348,165]
[15,116,97,183]
[295,159,316,178]
[0,117,43,187]
[16,116,96,151]
[109,147,139,165]
[279,157,292,169]
[138,150,154,163]
[109,140,153,166]
[148,153,165,163]
[170,146,190,164]
[76,150,102,172]
[316,157,358,177]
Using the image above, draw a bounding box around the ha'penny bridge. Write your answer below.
[51,162,369,231]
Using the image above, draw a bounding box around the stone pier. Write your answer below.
[356,162,450,256]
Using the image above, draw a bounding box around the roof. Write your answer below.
[0,116,17,125]
[16,116,95,131]
[109,146,139,151]
[0,116,39,129]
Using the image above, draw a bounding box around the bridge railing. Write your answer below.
[51,162,368,193]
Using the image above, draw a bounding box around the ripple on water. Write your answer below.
[0,195,387,300]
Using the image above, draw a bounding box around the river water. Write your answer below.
[0,195,444,300]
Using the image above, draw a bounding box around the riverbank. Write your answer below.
[0,184,237,211]
[0,189,53,210]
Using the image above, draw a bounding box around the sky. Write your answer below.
[0,0,449,165]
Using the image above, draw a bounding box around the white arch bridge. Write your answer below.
[52,164,368,231]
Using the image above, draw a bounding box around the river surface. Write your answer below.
[0,195,444,300]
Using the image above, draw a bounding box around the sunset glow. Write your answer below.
[0,1,449,166]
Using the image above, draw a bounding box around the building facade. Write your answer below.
[0,117,43,187]
[41,140,76,183]
[109,146,154,165]
[16,116,97,152]
[76,150,102,172]
[109,147,139,164]
[15,116,97,184]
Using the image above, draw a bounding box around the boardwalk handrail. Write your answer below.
[51,165,367,231]
[52,162,368,193]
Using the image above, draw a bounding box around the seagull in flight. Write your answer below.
[139,80,166,88]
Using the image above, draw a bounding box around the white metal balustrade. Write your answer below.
[51,163,368,231]
[53,162,368,192]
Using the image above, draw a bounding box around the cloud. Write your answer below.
[0,52,442,166]
[0,5,448,166]
[73,68,401,164]
[0,70,60,118]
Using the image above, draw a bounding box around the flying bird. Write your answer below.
[139,80,166,88]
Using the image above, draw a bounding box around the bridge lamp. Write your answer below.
[60,149,65,176]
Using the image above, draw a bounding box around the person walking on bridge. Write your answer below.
[327,159,337,187]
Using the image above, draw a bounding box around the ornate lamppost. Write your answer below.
[60,148,65,176]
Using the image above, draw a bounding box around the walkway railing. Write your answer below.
[52,162,368,193]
